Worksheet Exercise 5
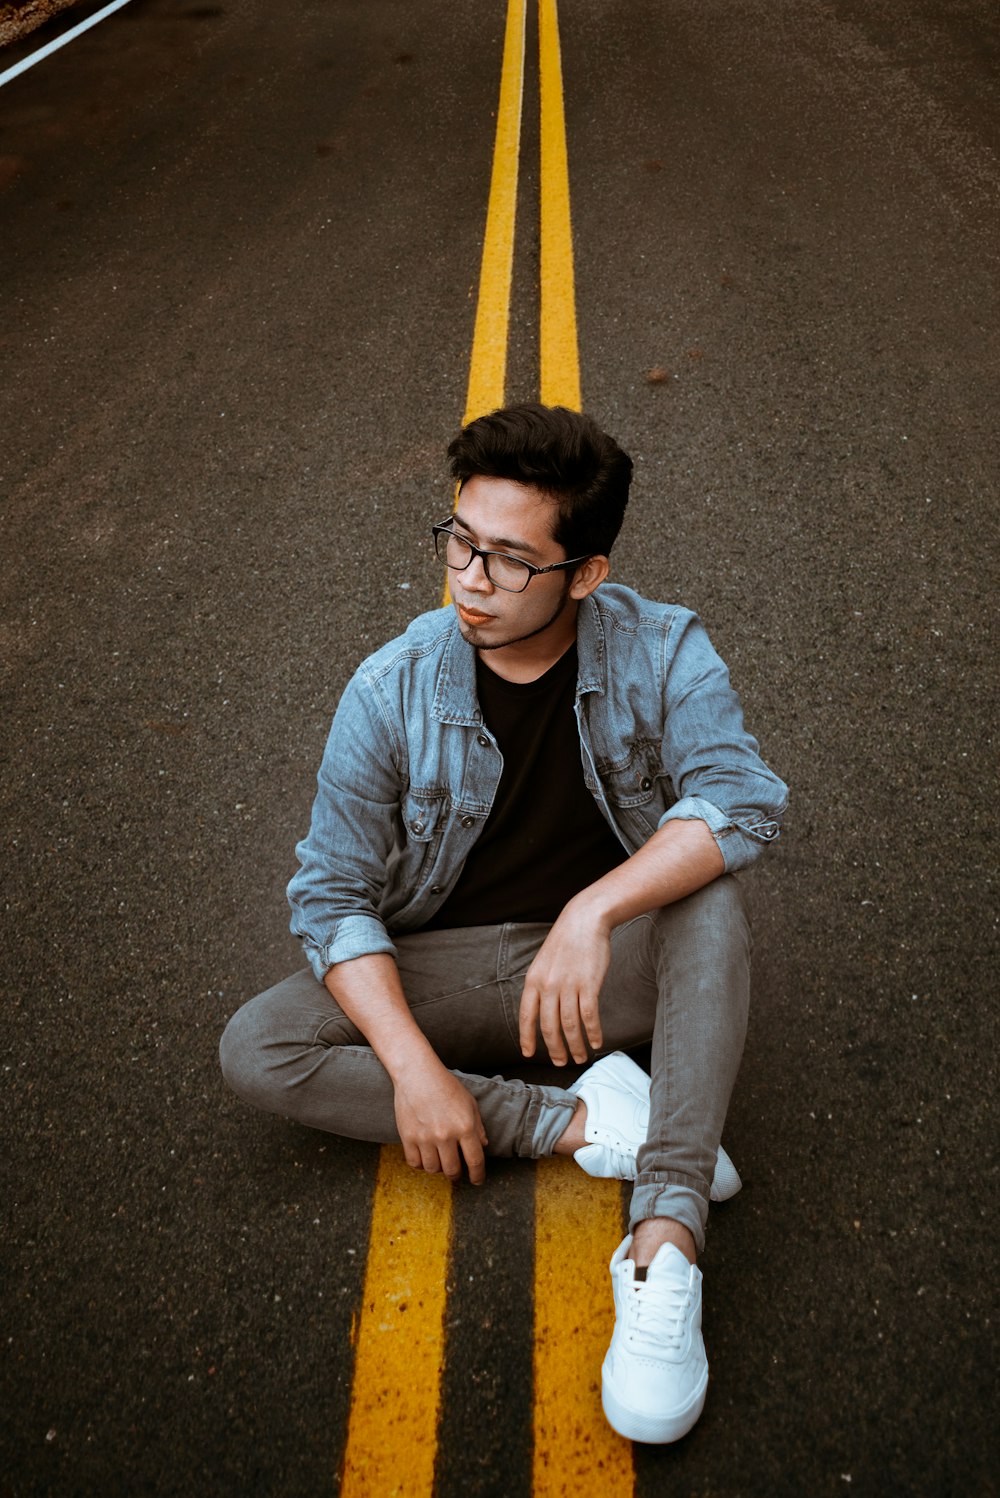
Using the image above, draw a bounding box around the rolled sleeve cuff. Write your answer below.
[658,794,783,872]
[300,914,398,982]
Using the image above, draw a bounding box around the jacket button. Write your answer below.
[460,815,475,828]
[639,777,652,791]
[477,734,490,747]
[430,884,443,895]
[411,819,425,835]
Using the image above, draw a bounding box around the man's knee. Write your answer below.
[219,997,269,1106]
[218,987,306,1113]
[651,873,748,942]
[219,969,351,1112]
[649,875,752,996]
[690,873,749,945]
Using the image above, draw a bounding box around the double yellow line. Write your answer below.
[342,4,632,1492]
[462,0,581,423]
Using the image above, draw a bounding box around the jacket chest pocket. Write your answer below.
[599,743,669,810]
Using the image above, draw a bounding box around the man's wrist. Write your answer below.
[563,885,616,936]
[380,1032,444,1086]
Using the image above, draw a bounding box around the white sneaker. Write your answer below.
[710,1146,742,1202]
[569,1052,650,1178]
[568,1051,743,1201]
[602,1235,709,1443]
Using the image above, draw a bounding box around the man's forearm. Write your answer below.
[324,950,488,1183]
[571,817,725,933]
[323,952,440,1082]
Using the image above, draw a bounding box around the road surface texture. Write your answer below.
[1,1,997,1495]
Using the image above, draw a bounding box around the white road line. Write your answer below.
[0,0,134,90]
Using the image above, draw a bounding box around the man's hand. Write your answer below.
[393,1055,489,1185]
[518,820,728,1063]
[323,952,488,1184]
[518,901,611,1065]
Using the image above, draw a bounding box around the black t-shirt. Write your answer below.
[423,644,627,928]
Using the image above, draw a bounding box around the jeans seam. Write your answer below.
[635,1169,709,1193]
[636,910,671,1178]
[405,981,500,1011]
[516,1088,542,1156]
[313,1013,353,1047]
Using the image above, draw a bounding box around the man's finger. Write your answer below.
[418,1146,441,1174]
[559,993,589,1064]
[439,1142,463,1184]
[579,991,604,1050]
[539,994,569,1065]
[519,982,540,1057]
[461,1132,487,1186]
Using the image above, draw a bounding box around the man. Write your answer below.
[220,403,787,1444]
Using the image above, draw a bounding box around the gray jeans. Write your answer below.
[220,876,750,1249]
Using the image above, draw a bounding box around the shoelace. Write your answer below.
[623,1276,692,1353]
[600,1143,636,1176]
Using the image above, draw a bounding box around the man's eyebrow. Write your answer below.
[451,511,545,558]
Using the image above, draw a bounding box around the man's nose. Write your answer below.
[463,552,494,593]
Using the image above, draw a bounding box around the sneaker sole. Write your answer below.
[601,1364,708,1444]
[574,1055,743,1203]
[709,1146,742,1202]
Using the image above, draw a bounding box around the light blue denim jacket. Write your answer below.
[288,584,788,980]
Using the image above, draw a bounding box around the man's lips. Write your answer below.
[457,603,494,626]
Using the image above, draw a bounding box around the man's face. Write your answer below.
[447,475,577,652]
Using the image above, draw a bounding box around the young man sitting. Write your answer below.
[220,402,787,1443]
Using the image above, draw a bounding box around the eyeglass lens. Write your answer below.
[434,530,533,592]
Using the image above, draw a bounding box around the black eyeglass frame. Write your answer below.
[431,519,592,594]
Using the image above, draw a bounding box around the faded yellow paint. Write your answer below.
[533,1,630,1487]
[340,1149,453,1497]
[344,4,634,1494]
[445,0,527,611]
[538,0,581,412]
[533,1160,634,1495]
[345,16,528,1481]
[463,0,527,426]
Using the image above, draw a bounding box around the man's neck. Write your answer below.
[476,605,579,683]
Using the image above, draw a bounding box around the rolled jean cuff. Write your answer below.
[628,1176,709,1253]
[527,1091,577,1158]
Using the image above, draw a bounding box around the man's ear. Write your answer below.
[569,554,610,600]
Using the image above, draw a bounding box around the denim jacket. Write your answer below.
[288,583,788,980]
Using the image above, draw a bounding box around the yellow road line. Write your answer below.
[464,0,527,426]
[533,3,633,1492]
[538,0,581,412]
[447,0,527,608]
[533,1162,633,1495]
[342,7,528,1490]
[344,3,634,1491]
[341,1151,453,1497]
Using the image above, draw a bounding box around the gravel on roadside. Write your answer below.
[1,0,82,48]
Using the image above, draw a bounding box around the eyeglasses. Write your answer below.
[432,520,590,594]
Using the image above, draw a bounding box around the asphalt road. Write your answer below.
[2,2,998,1495]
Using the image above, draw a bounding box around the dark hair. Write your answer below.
[446,403,633,558]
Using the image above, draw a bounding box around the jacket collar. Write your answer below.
[431,619,481,725]
[575,591,607,696]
